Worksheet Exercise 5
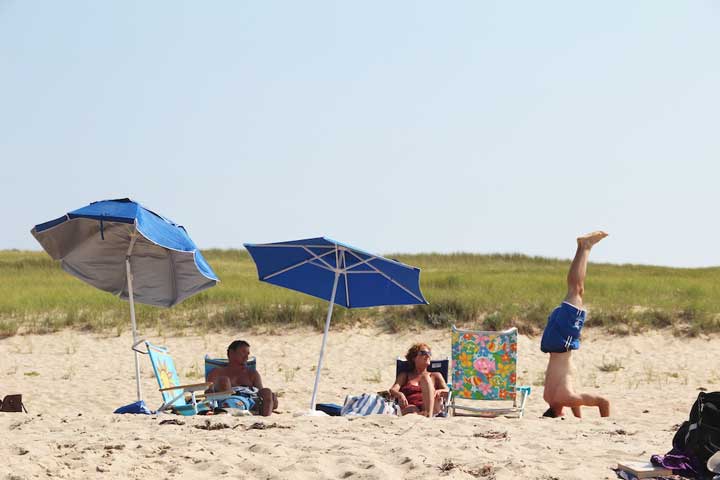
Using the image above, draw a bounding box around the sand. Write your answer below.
[0,327,710,479]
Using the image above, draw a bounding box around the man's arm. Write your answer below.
[206,367,222,392]
[252,370,264,390]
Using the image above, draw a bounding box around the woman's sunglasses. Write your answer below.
[418,350,432,357]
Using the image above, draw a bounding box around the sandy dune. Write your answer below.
[0,327,710,479]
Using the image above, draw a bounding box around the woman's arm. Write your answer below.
[389,373,409,408]
[433,372,449,397]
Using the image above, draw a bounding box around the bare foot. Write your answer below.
[402,405,420,416]
[577,231,608,249]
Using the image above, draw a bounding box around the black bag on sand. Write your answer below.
[0,394,28,413]
[673,391,720,477]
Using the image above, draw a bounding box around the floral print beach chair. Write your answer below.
[450,326,531,417]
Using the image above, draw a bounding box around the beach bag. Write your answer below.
[341,393,400,416]
[0,394,28,413]
[672,391,720,476]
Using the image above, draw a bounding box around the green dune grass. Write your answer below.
[1,249,719,337]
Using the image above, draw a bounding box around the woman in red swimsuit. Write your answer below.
[388,343,449,417]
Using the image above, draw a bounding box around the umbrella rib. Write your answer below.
[343,254,378,271]
[168,249,178,306]
[344,250,426,304]
[248,243,334,249]
[342,250,350,308]
[262,248,337,281]
[302,246,336,271]
[344,251,415,272]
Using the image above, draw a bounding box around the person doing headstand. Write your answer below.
[541,231,611,418]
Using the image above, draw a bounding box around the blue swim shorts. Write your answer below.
[219,394,256,411]
[540,301,586,353]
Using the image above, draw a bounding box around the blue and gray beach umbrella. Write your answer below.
[31,198,219,401]
[244,237,428,412]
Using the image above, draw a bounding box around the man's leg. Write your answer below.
[258,388,273,416]
[565,231,608,308]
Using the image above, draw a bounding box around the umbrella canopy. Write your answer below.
[31,198,219,401]
[244,237,427,412]
[244,236,426,308]
[31,198,218,307]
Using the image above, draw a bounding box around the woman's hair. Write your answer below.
[405,342,431,365]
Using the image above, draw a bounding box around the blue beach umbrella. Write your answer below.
[31,198,219,402]
[244,237,428,412]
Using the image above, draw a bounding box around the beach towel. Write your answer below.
[341,393,400,416]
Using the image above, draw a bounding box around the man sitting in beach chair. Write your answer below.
[207,340,278,417]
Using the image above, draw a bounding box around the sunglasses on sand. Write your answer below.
[418,350,432,357]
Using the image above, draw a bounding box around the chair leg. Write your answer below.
[517,388,529,418]
[159,392,185,412]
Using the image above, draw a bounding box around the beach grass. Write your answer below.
[2,249,720,337]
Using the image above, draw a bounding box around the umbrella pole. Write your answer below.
[126,256,142,402]
[309,271,340,412]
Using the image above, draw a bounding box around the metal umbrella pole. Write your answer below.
[309,269,340,412]
[126,233,142,402]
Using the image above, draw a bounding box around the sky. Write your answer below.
[1,1,719,267]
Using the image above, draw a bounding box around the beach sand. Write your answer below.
[0,327,709,479]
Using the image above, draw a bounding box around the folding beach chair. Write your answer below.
[136,341,217,415]
[450,325,531,418]
[395,357,452,416]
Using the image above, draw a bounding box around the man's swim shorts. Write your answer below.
[219,386,259,411]
[540,301,586,353]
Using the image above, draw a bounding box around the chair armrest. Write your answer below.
[159,382,213,392]
[204,390,234,401]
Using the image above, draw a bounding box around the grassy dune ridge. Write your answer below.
[1,249,720,337]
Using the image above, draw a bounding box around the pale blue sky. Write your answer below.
[1,1,718,267]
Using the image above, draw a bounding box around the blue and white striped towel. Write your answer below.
[341,393,400,416]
